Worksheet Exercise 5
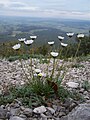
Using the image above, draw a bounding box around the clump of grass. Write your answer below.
[0,81,53,107]
[82,81,90,91]
[72,63,85,68]
[0,78,84,107]
[8,56,20,62]
[40,58,49,64]
[58,86,71,101]
[8,54,44,62]
[77,55,90,62]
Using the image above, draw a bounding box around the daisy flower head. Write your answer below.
[66,32,74,38]
[50,52,59,58]
[35,69,41,74]
[30,36,37,40]
[77,34,84,39]
[12,44,21,50]
[48,41,54,46]
[58,36,64,41]
[61,42,68,47]
[24,40,34,45]
[18,38,26,42]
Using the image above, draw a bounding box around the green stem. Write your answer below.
[74,39,81,58]
[51,58,55,80]
[46,55,50,77]
[30,57,33,77]
[59,47,63,58]
[46,46,52,77]
[56,46,68,81]
[56,62,63,80]
[55,47,63,69]
[19,58,30,82]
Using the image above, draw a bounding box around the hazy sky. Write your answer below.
[0,0,90,20]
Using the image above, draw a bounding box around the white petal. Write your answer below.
[50,52,59,57]
[12,44,21,50]
[61,42,68,47]
[77,34,84,38]
[30,36,37,39]
[66,33,74,37]
[24,40,34,45]
[58,36,64,40]
[18,38,26,42]
[35,69,41,74]
[48,41,54,45]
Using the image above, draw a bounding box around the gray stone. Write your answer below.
[19,114,27,120]
[46,107,55,114]
[79,88,84,93]
[66,82,79,88]
[20,106,25,111]
[83,91,88,95]
[23,108,33,117]
[69,103,77,111]
[10,116,25,120]
[58,111,66,117]
[33,106,46,114]
[84,95,89,100]
[13,103,20,108]
[52,105,58,111]
[0,108,7,119]
[41,113,47,120]
[10,108,20,116]
[61,103,90,120]
[86,100,90,103]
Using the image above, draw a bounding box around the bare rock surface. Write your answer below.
[61,103,90,120]
[0,58,90,88]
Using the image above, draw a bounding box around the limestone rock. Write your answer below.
[61,103,90,120]
[10,116,25,120]
[66,82,79,88]
[0,108,7,119]
[46,107,55,114]
[23,108,33,117]
[33,106,46,114]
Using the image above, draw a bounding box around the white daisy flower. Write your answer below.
[24,40,34,45]
[12,44,21,50]
[58,36,64,41]
[66,33,74,38]
[77,34,84,38]
[18,38,26,42]
[61,42,68,47]
[48,41,54,46]
[35,69,41,74]
[30,36,37,40]
[50,52,59,58]
[33,73,38,77]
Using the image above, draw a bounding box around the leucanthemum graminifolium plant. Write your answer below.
[12,33,84,78]
[12,33,85,97]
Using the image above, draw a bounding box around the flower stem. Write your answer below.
[19,58,30,83]
[74,39,81,58]
[46,45,52,77]
[51,58,55,80]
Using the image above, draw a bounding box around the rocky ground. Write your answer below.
[0,57,90,120]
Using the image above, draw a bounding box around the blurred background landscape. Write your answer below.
[0,16,90,59]
[0,16,90,44]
